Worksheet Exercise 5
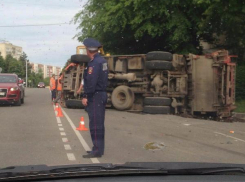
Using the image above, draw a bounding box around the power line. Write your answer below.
[0,23,69,28]
[0,1,80,8]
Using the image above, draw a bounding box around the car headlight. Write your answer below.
[10,87,19,91]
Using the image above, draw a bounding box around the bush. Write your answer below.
[236,65,245,100]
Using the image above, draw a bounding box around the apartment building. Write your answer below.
[0,42,22,60]
[30,62,61,78]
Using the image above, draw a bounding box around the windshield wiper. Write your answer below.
[0,164,167,181]
[0,163,245,181]
[167,167,245,175]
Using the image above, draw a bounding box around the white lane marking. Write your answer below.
[57,117,61,124]
[214,132,245,143]
[64,144,72,150]
[61,107,100,164]
[67,153,76,161]
[62,138,68,142]
[60,132,66,136]
[53,105,76,162]
[184,124,191,126]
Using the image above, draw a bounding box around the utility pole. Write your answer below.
[26,60,28,87]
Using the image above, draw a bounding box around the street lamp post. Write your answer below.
[26,60,28,87]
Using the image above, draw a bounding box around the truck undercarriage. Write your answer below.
[61,50,236,118]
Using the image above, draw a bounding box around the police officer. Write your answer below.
[82,38,108,158]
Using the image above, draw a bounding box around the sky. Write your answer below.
[0,0,87,68]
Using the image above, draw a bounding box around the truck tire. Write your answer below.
[145,61,172,70]
[71,54,90,64]
[144,97,171,106]
[143,106,170,114]
[65,99,85,109]
[111,85,134,110]
[146,51,173,61]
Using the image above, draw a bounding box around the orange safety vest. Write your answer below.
[57,78,62,91]
[50,77,56,90]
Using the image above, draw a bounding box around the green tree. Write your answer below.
[74,0,245,57]
[0,55,5,72]
[43,77,50,86]
[3,55,24,76]
[73,0,205,54]
[19,52,32,78]
[196,0,245,63]
[29,69,44,87]
[236,65,245,100]
[8,60,23,76]
[74,0,245,100]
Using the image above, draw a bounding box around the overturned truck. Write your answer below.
[61,50,236,118]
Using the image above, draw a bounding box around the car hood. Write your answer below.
[0,83,18,88]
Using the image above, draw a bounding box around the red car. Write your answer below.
[0,73,25,106]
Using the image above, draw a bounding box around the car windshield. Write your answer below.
[0,0,245,179]
[0,75,16,83]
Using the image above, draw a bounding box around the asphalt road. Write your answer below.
[0,88,245,168]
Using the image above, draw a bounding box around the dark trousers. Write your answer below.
[51,89,56,101]
[87,92,107,155]
[54,90,61,104]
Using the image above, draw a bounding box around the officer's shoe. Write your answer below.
[83,153,102,158]
[86,151,92,154]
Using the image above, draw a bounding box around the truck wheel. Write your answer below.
[65,99,85,109]
[144,97,171,106]
[112,85,134,110]
[143,106,170,114]
[71,54,90,64]
[145,61,172,70]
[146,51,173,61]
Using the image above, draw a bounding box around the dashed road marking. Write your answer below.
[53,105,76,162]
[62,138,68,142]
[57,117,61,124]
[64,144,72,150]
[61,107,100,164]
[60,132,66,136]
[67,153,76,161]
[214,132,245,143]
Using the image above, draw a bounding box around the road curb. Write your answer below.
[233,112,245,119]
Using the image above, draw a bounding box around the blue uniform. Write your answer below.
[83,53,108,156]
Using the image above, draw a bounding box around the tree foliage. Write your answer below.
[236,65,245,100]
[0,53,45,87]
[74,0,245,100]
[74,0,245,57]
[74,0,206,54]
[196,0,245,62]
[29,69,44,87]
